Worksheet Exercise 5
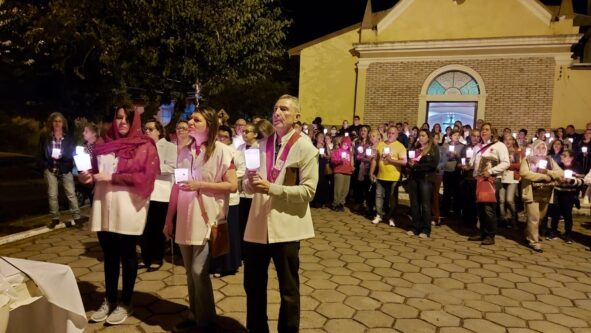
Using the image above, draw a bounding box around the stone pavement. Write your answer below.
[1,207,591,333]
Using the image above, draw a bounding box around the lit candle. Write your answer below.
[244,148,261,170]
[408,150,416,159]
[345,132,349,137]
[461,157,466,165]
[512,133,517,139]
[365,148,372,157]
[545,132,550,138]
[466,148,474,159]
[323,128,328,134]
[533,137,537,142]
[526,148,532,156]
[357,146,364,153]
[564,170,573,179]
[448,145,455,153]
[583,147,588,153]
[383,147,391,155]
[341,151,348,159]
[319,147,325,155]
[568,138,573,143]
[538,159,548,169]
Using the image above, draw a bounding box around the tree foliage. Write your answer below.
[0,0,291,119]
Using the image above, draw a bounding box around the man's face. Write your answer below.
[272,98,298,133]
[387,127,398,142]
[234,118,246,135]
[342,120,349,128]
[353,118,360,126]
[217,130,232,145]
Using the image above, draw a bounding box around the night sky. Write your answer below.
[281,0,589,47]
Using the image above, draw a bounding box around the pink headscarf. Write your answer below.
[93,109,160,199]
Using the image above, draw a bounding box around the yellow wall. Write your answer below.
[551,67,591,129]
[374,0,577,42]
[298,29,359,125]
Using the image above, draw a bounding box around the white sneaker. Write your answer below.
[388,219,395,227]
[418,233,429,239]
[106,304,133,325]
[407,230,415,236]
[372,215,382,224]
[90,299,113,322]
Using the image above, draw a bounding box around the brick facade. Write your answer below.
[364,58,555,135]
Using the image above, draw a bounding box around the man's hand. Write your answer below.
[252,175,271,194]
[79,171,93,184]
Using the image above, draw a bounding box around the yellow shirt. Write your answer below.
[376,140,406,181]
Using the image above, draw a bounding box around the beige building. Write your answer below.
[290,0,591,133]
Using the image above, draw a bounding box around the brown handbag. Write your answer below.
[197,193,229,258]
[476,176,497,203]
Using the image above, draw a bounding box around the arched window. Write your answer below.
[427,71,480,96]
[418,65,486,129]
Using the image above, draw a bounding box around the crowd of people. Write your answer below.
[38,102,591,331]
[301,117,591,251]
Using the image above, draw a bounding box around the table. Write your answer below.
[0,257,87,333]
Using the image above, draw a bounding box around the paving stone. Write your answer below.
[432,278,465,289]
[444,305,482,319]
[439,328,473,333]
[315,302,355,319]
[546,313,589,327]
[522,301,560,313]
[330,275,361,285]
[336,285,370,296]
[394,319,436,333]
[402,272,432,284]
[305,279,338,290]
[406,298,442,311]
[381,303,419,318]
[323,267,353,276]
[463,319,506,333]
[486,312,526,327]
[483,277,515,288]
[300,310,327,329]
[538,294,574,307]
[516,282,551,294]
[530,277,564,288]
[500,288,536,301]
[354,310,394,328]
[529,321,573,333]
[425,293,463,306]
[420,310,460,327]
[370,291,405,304]
[464,300,502,312]
[504,306,544,320]
[324,319,366,333]
[344,295,381,310]
[466,283,499,295]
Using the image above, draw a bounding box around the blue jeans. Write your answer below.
[44,169,80,220]
[375,180,397,220]
[408,176,433,235]
[179,243,216,327]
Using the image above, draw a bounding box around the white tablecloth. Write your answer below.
[0,257,87,333]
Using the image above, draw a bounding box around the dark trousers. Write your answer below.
[476,179,501,239]
[461,177,478,227]
[244,241,300,333]
[140,201,168,265]
[238,198,253,260]
[409,176,433,235]
[442,171,462,215]
[97,231,138,305]
[550,191,576,237]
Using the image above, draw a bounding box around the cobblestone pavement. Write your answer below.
[1,207,591,333]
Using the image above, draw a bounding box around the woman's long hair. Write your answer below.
[197,106,219,163]
[45,112,68,137]
[417,129,435,156]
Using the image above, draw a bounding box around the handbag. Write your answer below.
[196,193,230,258]
[476,176,497,203]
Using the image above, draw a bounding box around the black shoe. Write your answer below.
[481,237,495,245]
[468,235,483,241]
[47,219,59,229]
[564,235,573,244]
[147,262,163,272]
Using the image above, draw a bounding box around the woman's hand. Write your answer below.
[79,171,93,184]
[179,180,202,191]
[93,173,112,182]
[163,219,174,240]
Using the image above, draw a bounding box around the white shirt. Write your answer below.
[227,144,245,206]
[470,140,510,178]
[150,138,177,202]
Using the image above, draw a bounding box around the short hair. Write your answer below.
[353,115,360,120]
[537,128,546,134]
[145,118,165,139]
[519,128,528,135]
[218,125,233,142]
[278,94,300,114]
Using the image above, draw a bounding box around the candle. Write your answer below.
[75,146,85,155]
[174,168,189,183]
[408,150,416,159]
[583,147,588,153]
[357,146,364,153]
[365,148,372,157]
[244,148,261,170]
[323,128,328,134]
[448,145,455,153]
[345,132,349,137]
[383,147,391,155]
[512,133,517,139]
[319,147,325,155]
[564,170,573,179]
[51,148,61,159]
[538,159,548,169]
[461,157,466,165]
[341,151,347,159]
[466,148,474,159]
[73,153,92,171]
[545,132,550,138]
[568,138,573,143]
[533,137,537,142]
[526,148,532,156]
[405,131,410,137]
